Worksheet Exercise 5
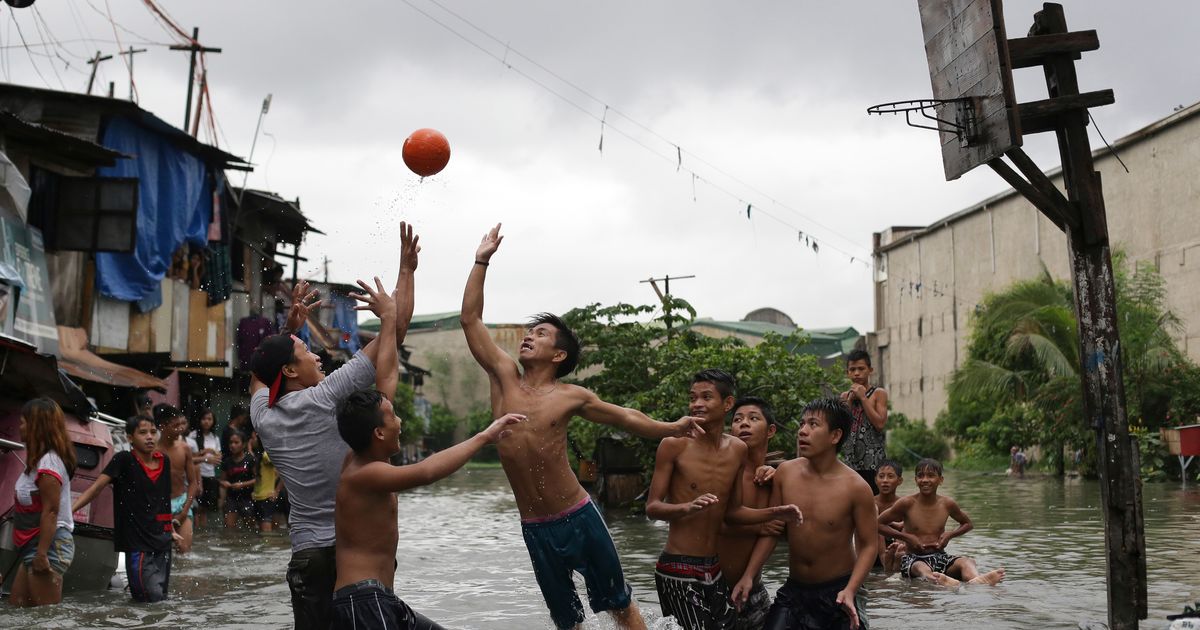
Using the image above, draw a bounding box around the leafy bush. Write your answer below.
[885,412,949,467]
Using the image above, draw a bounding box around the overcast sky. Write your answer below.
[8,1,1200,333]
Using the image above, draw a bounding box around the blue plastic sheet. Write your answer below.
[330,292,361,354]
[95,117,212,308]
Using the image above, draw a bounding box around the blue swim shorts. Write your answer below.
[521,497,633,629]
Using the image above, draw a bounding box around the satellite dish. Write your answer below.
[5,0,37,7]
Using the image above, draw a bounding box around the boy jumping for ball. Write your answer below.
[462,223,705,630]
[646,373,802,630]
[733,398,877,630]
[877,458,1004,587]
[717,396,786,630]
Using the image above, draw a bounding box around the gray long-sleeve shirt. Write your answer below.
[250,350,375,552]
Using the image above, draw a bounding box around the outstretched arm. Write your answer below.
[350,277,397,390]
[461,224,518,378]
[71,474,113,513]
[645,439,718,521]
[578,390,704,440]
[731,474,785,608]
[837,484,880,629]
[356,414,524,493]
[393,222,420,348]
[878,498,916,546]
[724,459,802,526]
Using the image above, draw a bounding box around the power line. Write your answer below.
[416,0,874,260]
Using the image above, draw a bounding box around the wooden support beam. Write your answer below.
[1008,30,1099,68]
[987,158,1068,231]
[1005,147,1080,231]
[1018,90,1113,135]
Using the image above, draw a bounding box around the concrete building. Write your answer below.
[871,102,1200,423]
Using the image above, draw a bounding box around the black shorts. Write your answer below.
[764,575,867,630]
[654,553,736,630]
[197,477,220,510]
[331,579,445,630]
[225,492,255,518]
[287,546,337,630]
[254,498,277,522]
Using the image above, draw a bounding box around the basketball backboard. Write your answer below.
[918,0,1021,180]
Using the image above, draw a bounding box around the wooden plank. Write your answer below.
[91,295,129,352]
[170,280,189,362]
[1018,89,1115,119]
[128,309,151,353]
[205,300,225,378]
[184,289,208,375]
[922,0,993,74]
[150,278,173,353]
[1008,30,1099,68]
[918,0,990,44]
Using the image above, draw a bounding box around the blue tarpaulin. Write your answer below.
[330,292,361,354]
[95,117,212,309]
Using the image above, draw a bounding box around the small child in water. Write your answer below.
[221,432,257,531]
[874,459,905,572]
[877,459,1004,587]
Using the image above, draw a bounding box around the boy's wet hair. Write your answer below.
[915,458,944,476]
[528,313,581,378]
[877,459,903,476]
[125,415,154,437]
[846,349,872,367]
[802,397,853,452]
[732,396,776,426]
[692,369,736,399]
[152,403,182,427]
[336,389,387,453]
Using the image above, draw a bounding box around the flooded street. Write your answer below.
[3,468,1199,629]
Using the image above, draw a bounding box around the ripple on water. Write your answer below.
[1,470,1198,629]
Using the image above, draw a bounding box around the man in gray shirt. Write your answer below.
[249,224,419,630]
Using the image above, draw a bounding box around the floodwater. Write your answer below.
[2,468,1199,629]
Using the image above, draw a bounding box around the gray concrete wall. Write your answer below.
[874,107,1200,423]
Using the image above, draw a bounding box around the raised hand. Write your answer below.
[476,223,504,263]
[285,279,322,331]
[687,493,719,514]
[351,276,396,320]
[481,413,526,442]
[753,465,776,485]
[835,588,861,630]
[770,503,803,526]
[671,416,707,439]
[399,221,421,273]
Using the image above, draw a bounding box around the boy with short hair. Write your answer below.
[646,372,802,630]
[733,398,877,630]
[877,459,1005,587]
[462,224,705,630]
[718,396,785,630]
[331,333,524,629]
[153,404,196,554]
[72,416,176,602]
[839,350,888,494]
[874,459,904,572]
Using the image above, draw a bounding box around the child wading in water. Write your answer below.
[733,398,877,630]
[154,405,197,553]
[221,432,257,530]
[73,416,176,602]
[877,458,1005,587]
[646,372,802,630]
[251,430,283,532]
[874,459,905,572]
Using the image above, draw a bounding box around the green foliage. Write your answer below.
[393,382,420,444]
[465,407,502,461]
[426,404,460,451]
[943,253,1200,479]
[562,299,843,472]
[885,412,949,467]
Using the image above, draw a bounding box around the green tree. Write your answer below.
[944,253,1194,477]
[562,299,844,474]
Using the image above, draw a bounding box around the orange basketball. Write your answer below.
[402,128,451,177]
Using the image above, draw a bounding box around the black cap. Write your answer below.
[250,334,297,407]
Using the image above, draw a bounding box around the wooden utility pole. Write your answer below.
[85,50,113,95]
[640,274,695,334]
[169,28,221,130]
[118,46,147,101]
[190,70,207,137]
[984,4,1146,627]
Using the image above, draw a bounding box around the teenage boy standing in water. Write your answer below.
[840,350,888,494]
[462,223,705,630]
[718,396,786,630]
[153,405,196,554]
[647,374,802,630]
[733,398,877,630]
[250,224,419,630]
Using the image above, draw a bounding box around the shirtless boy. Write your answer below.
[873,460,904,572]
[332,313,524,629]
[462,223,705,630]
[717,396,785,630]
[839,350,888,494]
[648,376,801,630]
[154,404,196,554]
[733,398,877,630]
[877,458,1004,588]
